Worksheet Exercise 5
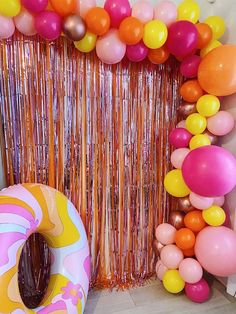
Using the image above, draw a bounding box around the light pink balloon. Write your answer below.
[14,9,37,36]
[160,244,184,269]
[214,196,225,207]
[132,1,154,23]
[154,0,177,27]
[179,258,203,284]
[155,223,177,245]
[207,111,235,136]
[156,259,168,281]
[176,120,186,128]
[0,15,15,39]
[189,192,214,210]
[75,0,96,18]
[171,148,190,169]
[96,29,126,65]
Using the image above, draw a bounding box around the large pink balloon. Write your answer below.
[132,1,154,24]
[160,244,184,269]
[104,0,131,28]
[0,15,15,39]
[182,146,236,197]
[179,258,203,284]
[154,0,177,27]
[207,111,235,136]
[195,226,236,276]
[155,223,177,245]
[14,9,37,36]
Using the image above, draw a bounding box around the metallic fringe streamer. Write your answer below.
[0,33,182,294]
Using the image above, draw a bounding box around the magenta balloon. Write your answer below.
[35,11,62,41]
[185,279,210,303]
[167,21,198,58]
[104,0,131,28]
[22,0,48,13]
[195,226,236,277]
[180,55,201,78]
[169,128,192,148]
[182,146,236,197]
[126,41,148,62]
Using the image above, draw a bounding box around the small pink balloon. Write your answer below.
[160,244,184,269]
[126,41,148,62]
[156,260,168,281]
[21,0,48,13]
[154,0,177,27]
[214,196,225,207]
[171,148,190,169]
[180,55,201,78]
[0,15,15,39]
[179,258,203,284]
[76,0,96,18]
[207,111,235,136]
[132,1,154,24]
[96,29,126,64]
[14,9,37,36]
[189,192,214,210]
[104,0,131,28]
[35,11,62,41]
[176,120,186,128]
[169,128,192,148]
[185,279,210,303]
[155,223,176,245]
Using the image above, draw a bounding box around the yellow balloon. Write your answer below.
[196,95,220,117]
[200,39,222,57]
[189,134,211,150]
[186,113,207,135]
[143,20,168,49]
[163,270,185,294]
[74,32,97,53]
[0,0,20,17]
[177,0,200,24]
[202,205,226,226]
[164,169,190,197]
[204,16,226,39]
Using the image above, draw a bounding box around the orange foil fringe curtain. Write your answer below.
[0,33,182,292]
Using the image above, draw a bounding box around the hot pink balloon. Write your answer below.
[176,120,186,128]
[180,55,201,78]
[207,111,235,136]
[185,279,210,303]
[169,128,192,148]
[96,29,126,64]
[171,148,190,169]
[214,196,225,207]
[156,260,168,281]
[155,223,176,245]
[160,244,184,269]
[189,192,214,210]
[126,41,148,62]
[182,146,236,197]
[35,11,62,41]
[104,0,131,28]
[0,15,15,39]
[179,258,203,284]
[21,0,48,13]
[132,0,154,24]
[75,0,96,18]
[154,0,177,27]
[14,9,37,36]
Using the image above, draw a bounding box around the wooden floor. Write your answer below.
[85,278,236,314]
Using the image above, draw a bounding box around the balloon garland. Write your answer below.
[1,0,236,305]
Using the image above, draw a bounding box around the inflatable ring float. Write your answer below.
[0,183,90,314]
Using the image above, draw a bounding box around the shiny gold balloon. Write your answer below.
[62,14,86,41]
[169,211,185,230]
[203,130,219,145]
[153,239,164,256]
[178,196,195,213]
[177,102,197,119]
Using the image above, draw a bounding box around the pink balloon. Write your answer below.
[195,226,236,276]
[156,260,168,281]
[207,111,235,136]
[35,11,62,41]
[132,1,154,24]
[176,120,186,128]
[155,223,176,245]
[14,9,37,36]
[214,196,225,207]
[185,279,210,303]
[189,192,214,210]
[180,55,201,78]
[182,146,236,197]
[0,15,15,39]
[96,29,126,64]
[160,244,184,269]
[179,258,203,284]
[76,0,96,18]
[169,128,192,148]
[104,0,131,28]
[167,21,198,58]
[21,0,48,13]
[171,148,190,169]
[154,0,177,27]
[126,41,148,62]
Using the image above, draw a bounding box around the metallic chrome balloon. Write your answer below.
[153,239,164,256]
[169,210,185,230]
[203,130,219,145]
[177,102,197,119]
[62,15,86,41]
[178,196,195,213]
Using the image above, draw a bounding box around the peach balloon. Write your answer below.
[156,260,168,281]
[76,0,96,18]
[14,9,37,36]
[189,192,214,210]
[0,15,15,39]
[160,244,184,269]
[132,1,153,24]
[171,148,190,169]
[207,111,235,136]
[155,223,177,245]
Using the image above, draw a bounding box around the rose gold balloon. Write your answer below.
[178,196,195,213]
[177,102,197,119]
[62,14,86,41]
[169,211,185,230]
[203,130,218,145]
[153,239,164,256]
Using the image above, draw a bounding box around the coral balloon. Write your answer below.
[21,0,48,13]
[202,205,226,226]
[177,102,197,119]
[143,20,168,49]
[180,80,204,103]
[196,95,220,117]
[156,260,168,281]
[175,228,196,250]
[204,16,226,40]
[154,0,177,27]
[119,17,143,45]
[0,0,20,17]
[104,0,131,28]
[50,0,76,17]
[14,9,37,36]
[132,0,153,24]
[180,55,201,79]
[74,31,97,53]
[155,223,176,245]
[186,113,207,135]
[189,134,211,150]
[163,270,185,294]
[189,192,213,210]
[171,148,190,169]
[185,279,210,303]
[63,15,87,41]
[178,197,195,213]
[184,210,206,233]
[207,111,235,136]
[76,0,96,18]
[195,226,236,276]
[196,23,213,49]
[169,128,192,148]
[198,45,236,96]
[177,0,200,24]
[160,244,184,269]
[0,15,15,39]
[35,11,62,41]
[148,46,170,65]
[164,170,190,198]
[200,39,222,58]
[85,7,110,36]
[126,41,148,62]
[169,211,185,230]
[182,146,236,197]
[179,258,203,284]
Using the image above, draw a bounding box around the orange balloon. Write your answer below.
[175,228,196,250]
[180,80,204,103]
[85,7,110,36]
[196,23,213,49]
[148,46,170,64]
[119,17,144,45]
[182,247,195,257]
[198,45,236,96]
[50,0,76,17]
[184,210,206,233]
